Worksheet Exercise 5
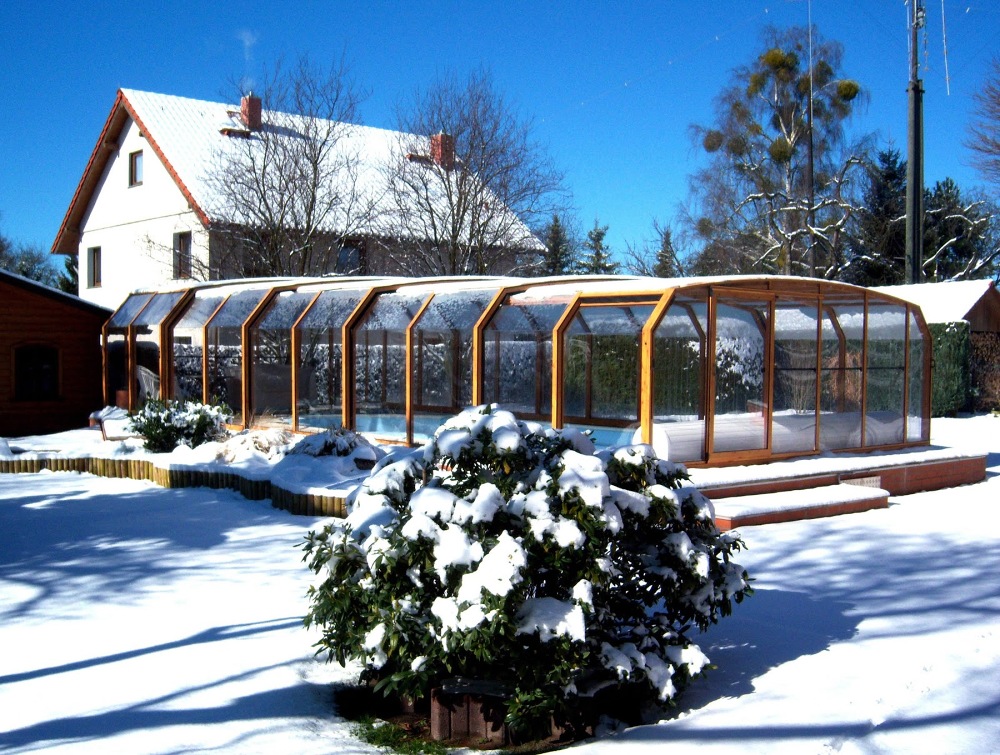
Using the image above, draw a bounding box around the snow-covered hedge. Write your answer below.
[302,405,751,736]
[128,399,232,453]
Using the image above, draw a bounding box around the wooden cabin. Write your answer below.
[876,280,1000,412]
[0,270,109,436]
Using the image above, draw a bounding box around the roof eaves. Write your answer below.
[51,90,128,255]
[120,90,212,229]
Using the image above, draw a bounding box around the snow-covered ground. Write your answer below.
[1,416,998,754]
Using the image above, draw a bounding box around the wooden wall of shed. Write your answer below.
[966,285,1000,333]
[0,281,106,436]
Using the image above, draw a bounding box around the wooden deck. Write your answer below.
[697,448,989,531]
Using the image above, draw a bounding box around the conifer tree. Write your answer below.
[541,213,573,275]
[576,219,618,275]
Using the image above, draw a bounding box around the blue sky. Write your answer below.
[1,0,997,266]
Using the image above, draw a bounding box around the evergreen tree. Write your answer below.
[57,253,78,294]
[653,222,681,278]
[541,213,573,275]
[922,178,997,281]
[576,219,618,275]
[843,149,907,286]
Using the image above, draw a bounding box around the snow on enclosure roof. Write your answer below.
[874,280,996,324]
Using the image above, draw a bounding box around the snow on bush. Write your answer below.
[302,405,751,736]
[128,398,232,453]
[288,426,382,465]
[216,428,295,462]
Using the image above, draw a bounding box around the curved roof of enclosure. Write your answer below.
[108,273,927,327]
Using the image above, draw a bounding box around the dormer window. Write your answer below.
[128,150,143,186]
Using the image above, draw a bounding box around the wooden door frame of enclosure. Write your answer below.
[704,286,776,466]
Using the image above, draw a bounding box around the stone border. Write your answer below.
[0,456,348,518]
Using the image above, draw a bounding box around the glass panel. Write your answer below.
[772,300,819,454]
[250,291,318,426]
[482,299,567,417]
[132,292,185,403]
[132,292,184,328]
[865,303,906,446]
[107,293,154,330]
[564,304,654,425]
[171,291,227,403]
[411,291,496,441]
[206,289,271,422]
[907,310,928,442]
[712,298,769,453]
[354,293,426,439]
[651,295,708,463]
[819,304,865,450]
[296,291,364,432]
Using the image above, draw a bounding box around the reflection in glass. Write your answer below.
[411,291,496,442]
[865,303,906,445]
[772,300,819,454]
[482,299,566,418]
[353,293,426,439]
[250,291,318,426]
[651,296,708,462]
[712,299,768,453]
[564,304,653,424]
[819,304,864,450]
[296,291,364,432]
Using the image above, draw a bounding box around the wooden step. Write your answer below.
[711,482,890,531]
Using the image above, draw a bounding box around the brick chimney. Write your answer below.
[430,132,455,170]
[241,92,262,131]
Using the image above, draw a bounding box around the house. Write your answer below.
[875,280,1000,413]
[51,89,542,310]
[0,269,109,436]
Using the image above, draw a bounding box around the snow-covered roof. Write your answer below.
[873,280,996,324]
[52,89,542,254]
[0,267,111,316]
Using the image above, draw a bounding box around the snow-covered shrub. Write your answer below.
[302,405,751,737]
[128,398,232,453]
[216,428,294,462]
[289,425,381,464]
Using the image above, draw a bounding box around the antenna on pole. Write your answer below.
[905,0,925,285]
[941,0,951,96]
[807,0,816,277]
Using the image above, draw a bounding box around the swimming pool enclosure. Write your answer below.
[103,274,931,466]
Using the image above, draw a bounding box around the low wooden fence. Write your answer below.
[0,456,349,517]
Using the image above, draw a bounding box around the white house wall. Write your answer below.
[78,116,209,309]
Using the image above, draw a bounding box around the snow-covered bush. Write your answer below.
[302,405,751,737]
[289,425,381,464]
[128,399,232,453]
[216,428,294,462]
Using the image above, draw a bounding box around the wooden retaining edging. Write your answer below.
[0,456,349,517]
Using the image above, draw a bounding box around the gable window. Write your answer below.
[128,150,143,186]
[87,246,102,288]
[173,231,192,279]
[14,344,60,401]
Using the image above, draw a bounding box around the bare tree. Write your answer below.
[376,69,565,276]
[687,26,870,278]
[966,56,1000,189]
[623,219,684,278]
[204,56,376,278]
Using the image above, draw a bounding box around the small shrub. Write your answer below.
[303,405,751,738]
[289,425,381,463]
[128,398,232,453]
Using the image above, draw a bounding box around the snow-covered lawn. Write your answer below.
[2,416,998,754]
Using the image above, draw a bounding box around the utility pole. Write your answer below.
[905,0,925,284]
